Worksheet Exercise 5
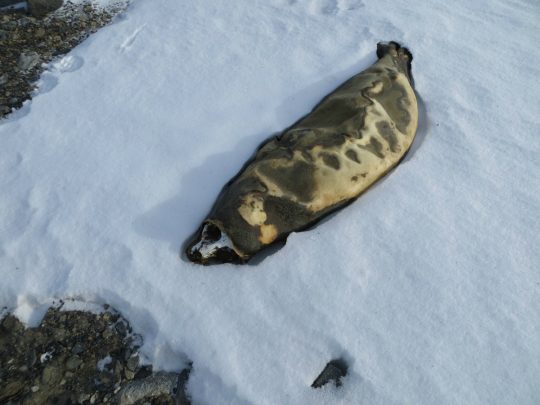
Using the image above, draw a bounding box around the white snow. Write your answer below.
[1,0,540,404]
[0,2,25,11]
[97,354,112,371]
[12,295,54,327]
[40,351,53,364]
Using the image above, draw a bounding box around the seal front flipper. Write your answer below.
[185,41,419,265]
[376,41,414,85]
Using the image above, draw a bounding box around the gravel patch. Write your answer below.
[0,304,191,404]
[0,1,126,119]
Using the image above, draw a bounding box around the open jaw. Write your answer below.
[185,222,244,265]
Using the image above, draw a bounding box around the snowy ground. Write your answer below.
[1,0,540,403]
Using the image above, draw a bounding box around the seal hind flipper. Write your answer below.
[376,41,414,86]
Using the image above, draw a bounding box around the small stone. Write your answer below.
[79,393,90,402]
[0,381,24,401]
[66,355,83,370]
[115,321,127,337]
[114,361,124,378]
[90,393,98,404]
[118,372,181,405]
[28,0,64,18]
[42,365,62,385]
[99,373,113,386]
[72,342,84,354]
[31,385,39,392]
[124,369,135,380]
[126,355,139,371]
[102,328,114,339]
[134,365,152,380]
[17,51,40,71]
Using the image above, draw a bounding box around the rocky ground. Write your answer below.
[0,0,125,118]
[0,3,348,402]
[0,3,195,403]
[0,303,191,404]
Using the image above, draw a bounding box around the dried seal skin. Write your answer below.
[185,41,418,265]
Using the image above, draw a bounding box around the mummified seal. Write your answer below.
[185,41,418,264]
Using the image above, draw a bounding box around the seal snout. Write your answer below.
[185,222,243,265]
[186,245,203,263]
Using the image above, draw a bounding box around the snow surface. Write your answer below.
[1,0,540,403]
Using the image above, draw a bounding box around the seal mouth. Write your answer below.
[185,222,244,265]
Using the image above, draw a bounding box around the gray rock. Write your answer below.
[118,372,186,405]
[124,369,136,380]
[126,355,139,372]
[27,0,63,17]
[42,365,62,385]
[65,355,83,370]
[79,393,91,402]
[71,342,84,354]
[17,51,40,71]
[0,381,24,402]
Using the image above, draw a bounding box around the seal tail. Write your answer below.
[376,41,414,86]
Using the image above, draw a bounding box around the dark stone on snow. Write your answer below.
[311,358,348,388]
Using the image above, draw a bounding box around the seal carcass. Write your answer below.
[185,41,418,264]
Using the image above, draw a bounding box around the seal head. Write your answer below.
[185,221,245,265]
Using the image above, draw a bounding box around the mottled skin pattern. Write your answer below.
[186,42,418,264]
